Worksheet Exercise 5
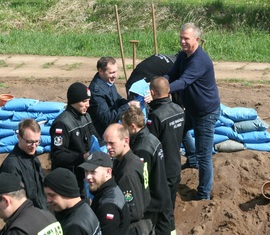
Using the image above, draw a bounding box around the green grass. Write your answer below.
[61,62,82,71]
[42,61,56,69]
[218,78,270,86]
[0,60,8,67]
[0,0,269,62]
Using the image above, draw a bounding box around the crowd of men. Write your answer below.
[0,22,219,235]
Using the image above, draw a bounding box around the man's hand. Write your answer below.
[83,152,90,160]
[144,91,153,103]
[128,100,140,108]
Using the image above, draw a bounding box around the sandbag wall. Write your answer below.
[0,98,66,154]
[183,104,270,153]
[214,104,270,152]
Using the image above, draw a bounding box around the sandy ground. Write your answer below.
[0,55,270,234]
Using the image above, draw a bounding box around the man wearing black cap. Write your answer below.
[79,151,130,235]
[44,168,101,235]
[50,82,102,193]
[0,172,63,235]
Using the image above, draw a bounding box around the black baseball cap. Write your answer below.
[0,173,23,194]
[79,151,113,171]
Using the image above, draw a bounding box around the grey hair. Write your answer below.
[181,22,201,38]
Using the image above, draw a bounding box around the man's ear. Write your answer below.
[124,137,129,145]
[1,195,11,207]
[150,89,155,97]
[98,68,104,74]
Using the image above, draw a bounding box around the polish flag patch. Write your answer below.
[106,214,114,220]
[147,119,152,125]
[55,128,63,134]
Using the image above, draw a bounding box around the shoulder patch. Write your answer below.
[123,190,134,202]
[106,213,114,220]
[55,128,62,134]
[147,119,152,125]
[54,136,63,146]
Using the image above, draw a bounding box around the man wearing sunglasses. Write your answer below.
[0,119,47,209]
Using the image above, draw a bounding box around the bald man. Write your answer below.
[147,76,185,234]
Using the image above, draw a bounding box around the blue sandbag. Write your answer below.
[0,109,14,120]
[129,79,150,97]
[27,101,66,113]
[36,146,44,154]
[35,111,63,122]
[236,131,270,143]
[12,111,43,121]
[44,145,51,153]
[0,129,15,138]
[218,115,234,127]
[40,125,51,135]
[214,134,229,144]
[89,135,107,154]
[220,103,229,112]
[222,107,257,122]
[0,135,18,146]
[214,126,238,140]
[244,142,270,152]
[0,145,14,153]
[0,119,20,130]
[40,135,51,146]
[233,118,269,133]
[3,98,39,111]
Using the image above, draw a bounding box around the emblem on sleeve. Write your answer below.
[54,136,63,146]
[123,190,133,202]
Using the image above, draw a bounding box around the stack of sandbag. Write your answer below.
[214,104,270,152]
[181,104,270,154]
[0,98,66,154]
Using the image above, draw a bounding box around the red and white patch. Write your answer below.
[55,128,63,134]
[106,214,114,220]
[147,119,152,125]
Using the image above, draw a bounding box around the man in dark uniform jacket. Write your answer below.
[121,106,173,235]
[1,119,47,209]
[147,76,185,234]
[0,172,63,235]
[126,54,177,97]
[103,123,151,234]
[79,151,130,235]
[44,168,101,235]
[50,82,102,193]
[88,56,140,137]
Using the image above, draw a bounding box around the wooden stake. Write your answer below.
[129,40,139,70]
[114,5,127,81]
[152,3,158,55]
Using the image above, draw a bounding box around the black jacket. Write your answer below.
[113,150,151,222]
[0,200,62,235]
[88,73,129,137]
[126,54,177,95]
[130,127,171,212]
[91,178,130,235]
[55,200,101,235]
[0,145,47,209]
[50,105,101,191]
[148,97,185,178]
